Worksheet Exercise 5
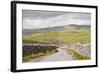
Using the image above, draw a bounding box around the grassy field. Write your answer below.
[23,28,90,44]
[22,28,91,62]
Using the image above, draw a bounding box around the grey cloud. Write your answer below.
[23,10,91,20]
[22,10,91,29]
[23,10,66,19]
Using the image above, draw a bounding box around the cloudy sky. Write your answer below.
[23,10,91,29]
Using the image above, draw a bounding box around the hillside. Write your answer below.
[23,24,90,35]
[23,27,90,44]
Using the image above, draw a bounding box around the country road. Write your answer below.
[24,43,90,63]
[29,49,74,62]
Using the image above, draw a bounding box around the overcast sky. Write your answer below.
[23,10,91,29]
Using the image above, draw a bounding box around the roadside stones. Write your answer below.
[70,43,91,58]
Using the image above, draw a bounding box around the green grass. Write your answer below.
[67,49,90,60]
[22,28,91,61]
[23,50,56,62]
[23,28,90,44]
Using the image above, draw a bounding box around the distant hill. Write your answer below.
[67,24,90,29]
[23,26,65,35]
[23,24,90,35]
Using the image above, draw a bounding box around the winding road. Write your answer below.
[25,43,90,63]
[29,48,74,62]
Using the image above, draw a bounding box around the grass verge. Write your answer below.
[23,50,56,62]
[67,49,90,60]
